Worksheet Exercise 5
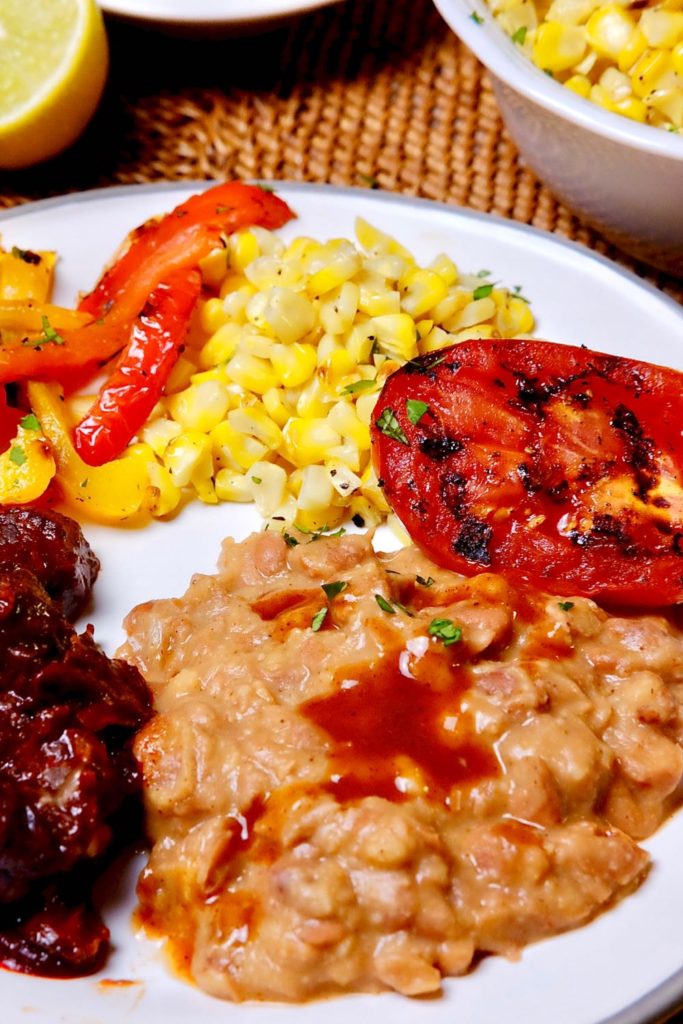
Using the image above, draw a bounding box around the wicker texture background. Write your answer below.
[0,0,682,305]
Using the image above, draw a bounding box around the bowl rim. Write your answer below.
[433,0,683,161]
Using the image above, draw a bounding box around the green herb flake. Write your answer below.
[476,268,491,278]
[341,378,377,396]
[322,581,348,601]
[19,413,41,432]
[295,523,346,541]
[558,601,574,612]
[283,531,299,548]
[251,476,262,485]
[543,68,555,77]
[375,594,396,615]
[428,618,462,646]
[406,399,429,425]
[80,479,89,488]
[511,25,527,43]
[393,600,414,617]
[416,574,435,588]
[470,11,484,23]
[9,446,26,467]
[512,284,531,303]
[311,607,328,632]
[375,407,409,446]
[38,315,65,346]
[359,172,380,189]
[11,246,41,265]
[258,183,276,193]
[472,283,494,300]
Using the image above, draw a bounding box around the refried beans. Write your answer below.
[121,530,683,1002]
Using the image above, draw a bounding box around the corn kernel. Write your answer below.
[146,461,181,516]
[429,253,459,286]
[167,381,230,433]
[565,73,592,96]
[455,325,497,341]
[400,269,449,319]
[215,469,253,502]
[419,325,457,353]
[326,349,358,380]
[308,248,361,296]
[165,356,197,395]
[617,27,648,72]
[349,495,382,529]
[327,401,370,449]
[200,297,230,335]
[586,5,636,59]
[226,351,278,394]
[211,420,267,471]
[631,48,673,96]
[249,461,287,516]
[229,230,261,273]
[263,387,293,428]
[247,286,316,345]
[326,460,362,498]
[199,322,241,369]
[297,465,335,511]
[198,247,229,288]
[358,280,402,317]
[270,342,317,388]
[674,39,683,75]
[533,21,587,70]
[355,390,379,426]
[445,297,497,332]
[328,442,362,473]
[245,255,302,290]
[370,313,419,360]
[319,281,360,334]
[228,404,283,450]
[360,463,391,513]
[613,92,649,120]
[640,10,683,48]
[164,432,213,488]
[293,506,345,532]
[496,295,535,335]
[140,417,182,457]
[283,418,341,466]
[296,376,330,418]
[355,218,414,260]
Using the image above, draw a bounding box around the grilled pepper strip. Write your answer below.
[73,269,202,467]
[79,181,295,324]
[27,382,150,523]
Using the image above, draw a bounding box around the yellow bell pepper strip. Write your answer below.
[0,416,56,504]
[0,301,91,334]
[78,181,295,325]
[27,381,150,523]
[0,248,57,302]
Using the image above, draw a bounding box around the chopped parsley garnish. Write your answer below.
[428,618,462,646]
[9,446,26,467]
[470,11,484,23]
[341,378,376,396]
[558,601,574,611]
[393,600,414,617]
[359,172,380,189]
[476,268,491,278]
[11,246,41,265]
[511,25,527,43]
[543,68,555,77]
[283,531,299,547]
[512,284,531,303]
[406,399,429,425]
[473,283,494,300]
[311,607,328,632]
[295,524,346,540]
[416,574,435,588]
[375,594,396,614]
[258,183,276,193]
[251,476,262,484]
[25,315,65,348]
[322,581,348,600]
[19,413,41,432]
[375,407,409,446]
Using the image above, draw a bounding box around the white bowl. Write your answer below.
[433,0,683,275]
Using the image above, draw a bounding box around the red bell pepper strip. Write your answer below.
[79,182,295,325]
[73,269,202,467]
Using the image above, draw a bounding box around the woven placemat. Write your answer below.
[0,0,681,305]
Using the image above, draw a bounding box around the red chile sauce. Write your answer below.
[302,645,498,805]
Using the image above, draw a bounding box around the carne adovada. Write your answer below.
[124,529,683,1002]
[0,507,151,977]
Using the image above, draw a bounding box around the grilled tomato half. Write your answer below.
[371,339,683,606]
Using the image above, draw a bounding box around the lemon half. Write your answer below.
[0,0,108,169]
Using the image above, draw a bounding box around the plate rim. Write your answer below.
[1,179,682,327]
[1,178,682,1024]
[98,0,344,26]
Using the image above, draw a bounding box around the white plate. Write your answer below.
[1,183,683,1024]
[98,0,344,30]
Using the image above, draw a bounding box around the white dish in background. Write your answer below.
[432,0,683,276]
[98,0,344,31]
[1,182,683,1024]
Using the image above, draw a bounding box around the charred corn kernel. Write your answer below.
[270,342,317,388]
[164,432,213,488]
[533,21,587,70]
[296,376,330,418]
[370,313,419,360]
[419,325,457,353]
[586,5,636,58]
[229,230,261,273]
[228,404,282,450]
[297,465,335,511]
[429,253,459,286]
[165,356,197,395]
[249,461,287,516]
[146,461,181,516]
[200,297,230,335]
[226,351,278,394]
[617,27,648,71]
[641,9,683,47]
[199,322,241,369]
[199,247,229,288]
[400,269,449,319]
[360,463,391,513]
[283,417,341,466]
[631,48,673,96]
[307,248,360,296]
[215,469,253,503]
[565,73,592,96]
[674,40,683,74]
[327,460,362,498]
[247,287,315,345]
[0,249,56,302]
[445,297,497,332]
[211,420,268,471]
[355,390,379,426]
[327,401,370,449]
[0,424,55,504]
[319,281,360,334]
[293,505,345,532]
[167,381,231,433]
[349,494,382,529]
[263,387,293,428]
[496,296,535,334]
[355,217,413,260]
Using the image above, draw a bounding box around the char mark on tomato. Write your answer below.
[371,339,683,606]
